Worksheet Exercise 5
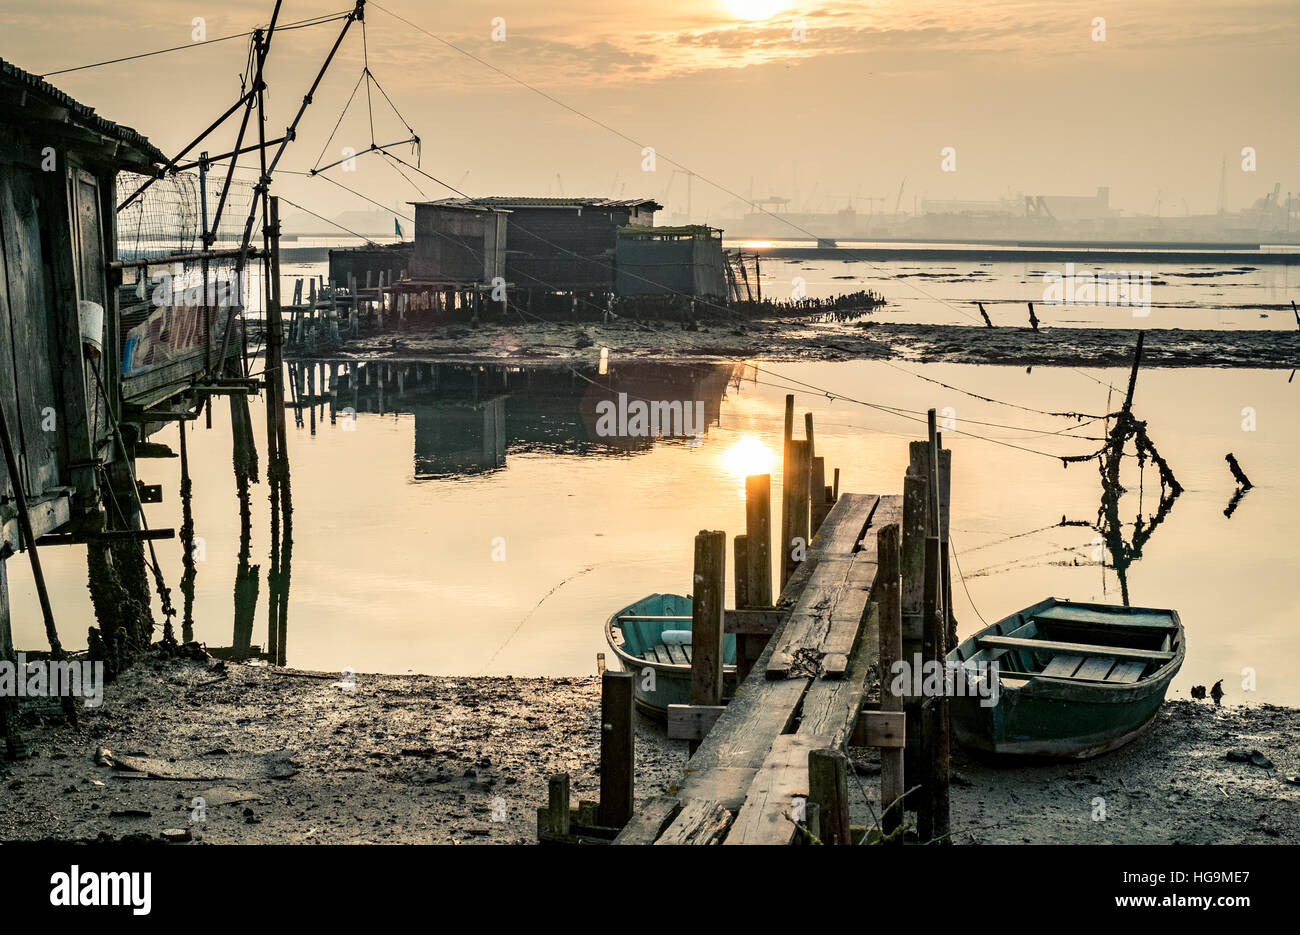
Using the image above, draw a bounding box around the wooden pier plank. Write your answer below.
[725,732,832,846]
[654,799,732,845]
[624,492,885,844]
[767,494,878,679]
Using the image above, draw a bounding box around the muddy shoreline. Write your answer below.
[289,320,1300,370]
[1,657,1294,844]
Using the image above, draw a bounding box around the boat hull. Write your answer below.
[946,597,1183,759]
[605,593,737,719]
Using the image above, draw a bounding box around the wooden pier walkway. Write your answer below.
[616,491,903,845]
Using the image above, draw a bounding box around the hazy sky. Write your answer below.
[4,0,1297,222]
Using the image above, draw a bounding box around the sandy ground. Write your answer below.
[298,318,1300,369]
[1,656,1295,844]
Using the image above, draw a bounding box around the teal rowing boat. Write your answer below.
[605,593,738,718]
[946,597,1184,759]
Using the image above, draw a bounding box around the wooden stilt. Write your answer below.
[689,530,726,755]
[599,670,635,828]
[877,522,905,844]
[808,748,851,845]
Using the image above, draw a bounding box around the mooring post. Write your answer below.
[548,774,570,837]
[809,748,851,845]
[734,534,750,610]
[780,395,795,588]
[786,440,811,584]
[599,670,635,828]
[901,470,927,792]
[832,467,840,501]
[690,530,726,755]
[878,522,905,844]
[810,455,829,534]
[921,410,951,844]
[744,473,773,607]
[937,441,955,651]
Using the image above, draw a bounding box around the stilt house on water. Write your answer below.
[0,59,247,743]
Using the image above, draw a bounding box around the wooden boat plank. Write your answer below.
[1074,657,1118,681]
[683,645,693,663]
[978,635,1175,664]
[664,642,689,666]
[1107,661,1147,683]
[1033,605,1177,629]
[1040,654,1084,678]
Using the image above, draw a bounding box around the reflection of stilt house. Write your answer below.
[0,60,170,686]
[319,360,738,477]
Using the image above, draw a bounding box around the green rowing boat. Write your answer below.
[605,593,738,718]
[946,597,1184,759]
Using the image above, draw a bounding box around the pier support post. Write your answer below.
[808,748,851,845]
[877,522,905,844]
[810,456,828,534]
[919,411,951,844]
[599,670,635,828]
[744,473,773,608]
[784,440,811,586]
[690,530,726,754]
[734,534,750,610]
[780,395,795,588]
[900,469,927,802]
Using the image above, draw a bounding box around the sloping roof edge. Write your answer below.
[0,57,166,165]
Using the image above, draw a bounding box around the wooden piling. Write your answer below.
[548,774,570,837]
[784,439,811,584]
[900,469,927,799]
[921,410,951,844]
[690,530,726,753]
[877,522,905,844]
[744,474,773,607]
[810,456,829,533]
[779,395,794,587]
[734,534,750,610]
[599,670,635,828]
[808,748,851,845]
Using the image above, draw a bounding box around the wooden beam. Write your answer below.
[666,704,726,741]
[852,710,906,749]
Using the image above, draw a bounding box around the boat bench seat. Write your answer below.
[977,634,1175,665]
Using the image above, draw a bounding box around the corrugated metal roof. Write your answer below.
[0,57,166,165]
[418,196,663,211]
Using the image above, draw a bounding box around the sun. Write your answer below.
[725,0,792,22]
[722,434,777,480]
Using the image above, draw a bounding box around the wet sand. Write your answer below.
[300,318,1300,370]
[1,656,1295,844]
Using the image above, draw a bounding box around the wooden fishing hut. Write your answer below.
[0,59,252,749]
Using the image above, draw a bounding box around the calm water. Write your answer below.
[8,357,1299,705]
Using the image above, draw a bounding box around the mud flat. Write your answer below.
[306,319,1300,370]
[1,658,1295,844]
